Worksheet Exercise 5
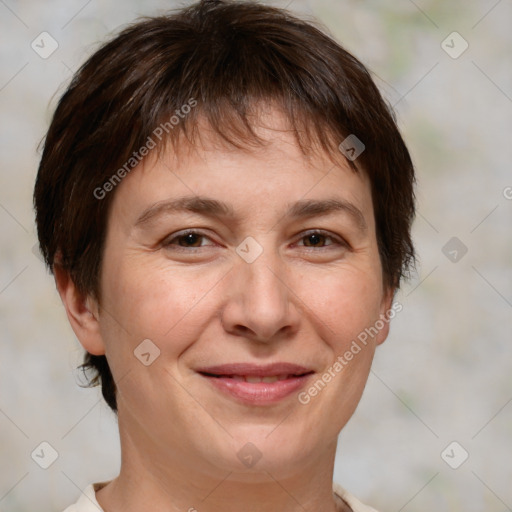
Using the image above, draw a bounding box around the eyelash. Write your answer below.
[162,229,347,251]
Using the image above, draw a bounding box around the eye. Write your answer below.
[163,230,215,249]
[295,230,346,249]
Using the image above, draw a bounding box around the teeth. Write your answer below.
[223,374,293,383]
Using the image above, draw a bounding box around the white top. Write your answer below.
[62,481,379,512]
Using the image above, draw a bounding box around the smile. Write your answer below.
[196,362,314,404]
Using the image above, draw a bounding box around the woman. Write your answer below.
[33,1,416,510]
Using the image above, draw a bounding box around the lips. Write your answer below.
[211,374,296,383]
[196,362,314,404]
[196,362,313,377]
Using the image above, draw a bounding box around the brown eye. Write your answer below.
[175,233,204,247]
[302,233,329,247]
[163,230,214,249]
[298,231,341,248]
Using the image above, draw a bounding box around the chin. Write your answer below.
[204,430,318,480]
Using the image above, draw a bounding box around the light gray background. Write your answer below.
[1,1,511,511]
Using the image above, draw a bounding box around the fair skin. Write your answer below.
[55,107,394,512]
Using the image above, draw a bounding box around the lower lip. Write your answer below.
[199,373,313,405]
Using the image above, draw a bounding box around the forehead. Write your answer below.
[107,106,374,230]
[154,101,358,171]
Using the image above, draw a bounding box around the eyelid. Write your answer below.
[293,229,348,248]
[162,228,218,248]
[162,228,349,250]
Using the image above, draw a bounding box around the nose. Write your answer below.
[220,245,302,344]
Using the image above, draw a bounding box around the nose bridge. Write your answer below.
[227,237,298,340]
[243,245,286,299]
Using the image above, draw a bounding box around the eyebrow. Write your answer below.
[135,195,367,232]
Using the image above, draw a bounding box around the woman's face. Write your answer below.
[92,109,393,479]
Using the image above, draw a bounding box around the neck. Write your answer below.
[96,412,346,512]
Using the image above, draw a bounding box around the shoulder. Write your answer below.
[333,482,380,512]
[61,482,108,512]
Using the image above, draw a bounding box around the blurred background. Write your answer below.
[1,0,511,511]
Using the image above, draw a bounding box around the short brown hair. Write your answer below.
[34,0,416,413]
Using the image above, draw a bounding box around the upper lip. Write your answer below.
[196,362,314,377]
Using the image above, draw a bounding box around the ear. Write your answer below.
[53,264,106,356]
[375,286,397,346]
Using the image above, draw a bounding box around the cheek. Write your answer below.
[294,269,383,429]
[99,256,225,358]
[303,265,384,349]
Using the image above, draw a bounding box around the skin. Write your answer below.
[55,106,394,512]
